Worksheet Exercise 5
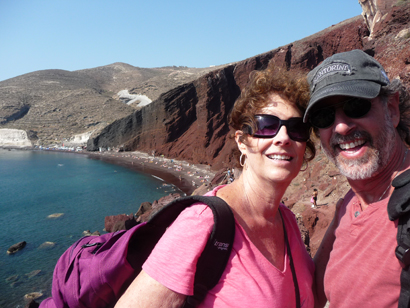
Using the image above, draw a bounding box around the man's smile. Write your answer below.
[338,138,366,151]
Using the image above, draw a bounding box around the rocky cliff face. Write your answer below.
[88,15,373,169]
[87,62,272,169]
[89,2,410,167]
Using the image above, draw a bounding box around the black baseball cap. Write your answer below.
[304,49,390,122]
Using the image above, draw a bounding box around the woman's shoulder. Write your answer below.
[279,204,300,231]
[174,185,230,227]
[279,203,294,217]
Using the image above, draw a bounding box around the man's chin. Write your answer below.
[336,160,378,180]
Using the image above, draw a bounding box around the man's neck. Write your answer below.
[348,144,409,210]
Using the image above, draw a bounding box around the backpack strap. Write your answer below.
[148,195,235,308]
[388,169,410,308]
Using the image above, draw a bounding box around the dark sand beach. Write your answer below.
[85,150,216,195]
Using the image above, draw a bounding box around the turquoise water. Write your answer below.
[0,149,182,307]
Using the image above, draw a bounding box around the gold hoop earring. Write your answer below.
[300,159,308,172]
[240,153,246,167]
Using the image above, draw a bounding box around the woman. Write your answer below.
[311,189,318,208]
[115,63,316,308]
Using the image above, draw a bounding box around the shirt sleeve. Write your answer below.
[142,203,214,295]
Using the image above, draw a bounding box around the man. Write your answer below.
[304,49,410,308]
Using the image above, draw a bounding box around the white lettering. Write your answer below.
[214,240,230,251]
[312,63,351,85]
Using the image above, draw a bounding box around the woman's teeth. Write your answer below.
[268,154,291,161]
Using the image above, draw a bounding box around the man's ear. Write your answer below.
[387,92,400,128]
[235,130,247,153]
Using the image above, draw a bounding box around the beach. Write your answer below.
[84,150,216,195]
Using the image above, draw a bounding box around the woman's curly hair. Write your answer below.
[229,62,316,167]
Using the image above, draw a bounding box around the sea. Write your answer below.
[0,149,183,308]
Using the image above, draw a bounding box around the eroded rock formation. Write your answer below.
[359,0,397,38]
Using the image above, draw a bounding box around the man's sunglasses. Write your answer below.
[309,98,372,129]
[245,114,310,142]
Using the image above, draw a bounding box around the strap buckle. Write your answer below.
[395,243,410,267]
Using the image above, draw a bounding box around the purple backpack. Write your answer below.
[40,195,235,308]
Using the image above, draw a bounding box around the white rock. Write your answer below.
[0,129,32,148]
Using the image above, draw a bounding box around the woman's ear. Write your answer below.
[235,130,247,153]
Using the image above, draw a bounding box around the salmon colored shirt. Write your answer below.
[143,186,315,308]
[324,189,401,308]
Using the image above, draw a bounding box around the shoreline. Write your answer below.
[0,147,217,195]
[80,150,215,195]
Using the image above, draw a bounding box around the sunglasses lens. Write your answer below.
[253,115,310,142]
[254,116,280,137]
[287,120,311,142]
[310,108,335,129]
[310,98,372,129]
[343,98,371,118]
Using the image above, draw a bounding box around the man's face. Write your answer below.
[315,96,396,180]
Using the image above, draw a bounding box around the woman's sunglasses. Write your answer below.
[309,98,372,129]
[245,114,310,142]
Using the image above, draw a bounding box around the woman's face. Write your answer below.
[236,93,307,187]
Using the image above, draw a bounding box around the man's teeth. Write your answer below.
[268,154,291,160]
[339,139,365,150]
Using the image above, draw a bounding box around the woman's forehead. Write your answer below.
[258,94,301,116]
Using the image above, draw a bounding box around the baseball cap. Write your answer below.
[303,49,390,122]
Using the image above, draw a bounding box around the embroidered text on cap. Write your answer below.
[312,62,352,86]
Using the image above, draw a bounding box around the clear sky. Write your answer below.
[0,1,363,82]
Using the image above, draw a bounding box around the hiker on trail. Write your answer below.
[304,49,410,308]
[116,63,316,307]
[311,189,318,208]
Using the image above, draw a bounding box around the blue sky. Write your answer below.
[0,1,363,82]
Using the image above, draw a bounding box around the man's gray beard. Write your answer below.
[321,113,396,180]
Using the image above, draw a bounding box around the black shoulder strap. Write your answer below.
[388,170,410,308]
[149,195,235,308]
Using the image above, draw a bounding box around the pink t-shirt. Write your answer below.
[324,189,401,308]
[143,186,315,308]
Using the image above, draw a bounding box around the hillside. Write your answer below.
[0,63,225,145]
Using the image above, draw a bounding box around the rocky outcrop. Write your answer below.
[359,0,396,38]
[7,241,27,254]
[104,193,182,232]
[135,201,152,217]
[104,214,136,232]
[0,128,33,148]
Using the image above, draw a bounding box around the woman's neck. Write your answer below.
[217,174,286,224]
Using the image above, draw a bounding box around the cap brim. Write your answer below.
[303,80,381,122]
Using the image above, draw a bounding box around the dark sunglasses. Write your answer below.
[309,98,372,129]
[245,114,310,142]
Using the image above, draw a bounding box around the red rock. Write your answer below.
[104,214,134,232]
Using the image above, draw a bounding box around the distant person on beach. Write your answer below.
[115,63,316,307]
[304,50,410,308]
